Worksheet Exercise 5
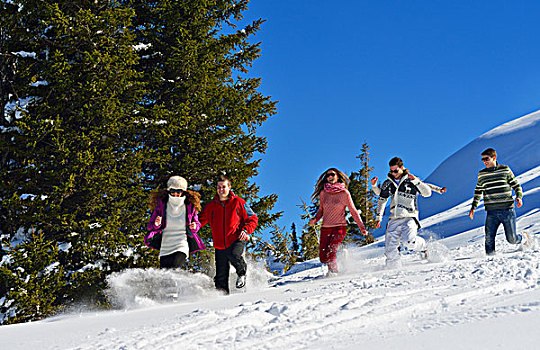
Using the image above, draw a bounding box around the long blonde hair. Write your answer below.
[311,168,350,201]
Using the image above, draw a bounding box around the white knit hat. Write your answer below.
[167,176,188,191]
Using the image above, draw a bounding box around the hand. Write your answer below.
[375,221,381,229]
[441,187,447,193]
[188,222,197,230]
[360,225,368,236]
[239,230,249,241]
[370,177,378,186]
[468,209,474,220]
[309,218,316,226]
[516,197,523,208]
[408,173,416,180]
[155,216,162,227]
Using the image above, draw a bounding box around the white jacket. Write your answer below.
[375,174,432,222]
[372,181,444,196]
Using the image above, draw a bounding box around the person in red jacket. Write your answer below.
[199,175,258,293]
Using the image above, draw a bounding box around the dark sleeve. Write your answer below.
[379,180,392,198]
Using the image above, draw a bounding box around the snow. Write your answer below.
[11,51,36,58]
[133,43,152,51]
[1,231,539,349]
[1,111,539,349]
[480,110,540,138]
[57,242,71,252]
[30,80,49,87]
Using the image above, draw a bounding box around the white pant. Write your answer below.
[385,217,426,266]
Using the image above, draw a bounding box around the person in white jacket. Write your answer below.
[371,179,446,196]
[374,157,433,267]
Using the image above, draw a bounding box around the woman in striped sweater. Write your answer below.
[309,168,367,275]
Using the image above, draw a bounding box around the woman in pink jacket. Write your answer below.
[309,168,367,275]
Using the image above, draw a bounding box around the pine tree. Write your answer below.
[0,230,67,324]
[0,0,154,323]
[347,141,376,245]
[1,0,279,323]
[267,225,297,273]
[290,223,299,257]
[124,0,280,261]
[298,197,319,261]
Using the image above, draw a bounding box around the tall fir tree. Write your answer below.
[1,0,279,323]
[124,0,280,266]
[290,223,299,257]
[1,0,158,323]
[347,141,376,245]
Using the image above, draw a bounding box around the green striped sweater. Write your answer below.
[471,164,523,210]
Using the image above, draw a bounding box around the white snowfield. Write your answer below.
[1,111,540,349]
[1,226,539,350]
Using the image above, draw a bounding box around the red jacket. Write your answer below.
[199,192,258,249]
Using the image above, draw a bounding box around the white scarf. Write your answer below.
[167,195,186,216]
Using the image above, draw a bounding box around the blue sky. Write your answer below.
[239,1,540,232]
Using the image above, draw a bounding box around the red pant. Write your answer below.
[319,226,347,272]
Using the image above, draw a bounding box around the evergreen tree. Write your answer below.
[1,0,155,323]
[1,0,279,323]
[267,225,297,273]
[298,198,319,261]
[290,223,299,256]
[347,141,376,245]
[124,0,280,264]
[0,230,67,324]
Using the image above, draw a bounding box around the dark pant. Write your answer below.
[214,240,247,294]
[160,251,187,269]
[485,208,521,255]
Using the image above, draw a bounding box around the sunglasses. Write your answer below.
[390,169,400,174]
[481,157,491,162]
[326,173,337,177]
[169,188,183,194]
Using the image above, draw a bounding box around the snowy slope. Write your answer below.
[419,109,540,237]
[1,224,539,349]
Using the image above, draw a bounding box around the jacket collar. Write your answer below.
[387,168,410,186]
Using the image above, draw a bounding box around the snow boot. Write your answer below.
[236,275,246,289]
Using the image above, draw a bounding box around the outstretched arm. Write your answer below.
[408,173,432,197]
[371,177,381,196]
[345,191,367,235]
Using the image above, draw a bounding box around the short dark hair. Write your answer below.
[389,157,403,168]
[481,148,497,158]
[217,175,231,186]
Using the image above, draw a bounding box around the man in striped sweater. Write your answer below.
[469,148,524,255]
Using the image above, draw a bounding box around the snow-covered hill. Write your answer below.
[419,109,540,238]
